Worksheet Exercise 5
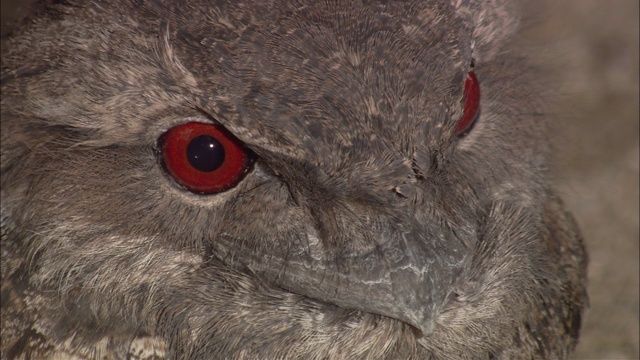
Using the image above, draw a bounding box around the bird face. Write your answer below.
[1,1,587,359]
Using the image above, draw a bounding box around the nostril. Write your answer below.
[391,183,414,199]
[411,151,432,181]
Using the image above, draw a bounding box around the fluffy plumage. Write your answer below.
[1,0,587,359]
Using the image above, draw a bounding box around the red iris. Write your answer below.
[159,122,253,194]
[454,71,480,136]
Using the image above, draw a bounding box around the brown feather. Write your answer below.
[1,1,587,359]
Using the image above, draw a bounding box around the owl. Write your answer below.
[1,0,587,359]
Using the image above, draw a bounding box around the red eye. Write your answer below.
[159,122,254,194]
[454,71,480,136]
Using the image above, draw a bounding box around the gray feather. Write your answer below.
[1,1,587,359]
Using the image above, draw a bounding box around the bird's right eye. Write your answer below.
[158,122,254,194]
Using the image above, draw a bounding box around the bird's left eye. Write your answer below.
[454,71,481,136]
[158,122,254,194]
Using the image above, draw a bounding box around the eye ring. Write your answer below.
[454,70,481,137]
[159,122,254,194]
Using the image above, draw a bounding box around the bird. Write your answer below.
[0,0,588,359]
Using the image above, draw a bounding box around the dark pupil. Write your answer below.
[186,135,225,172]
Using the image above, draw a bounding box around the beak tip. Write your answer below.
[399,308,435,337]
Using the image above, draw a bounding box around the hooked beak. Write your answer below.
[236,222,468,335]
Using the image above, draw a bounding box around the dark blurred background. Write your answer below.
[2,1,638,358]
